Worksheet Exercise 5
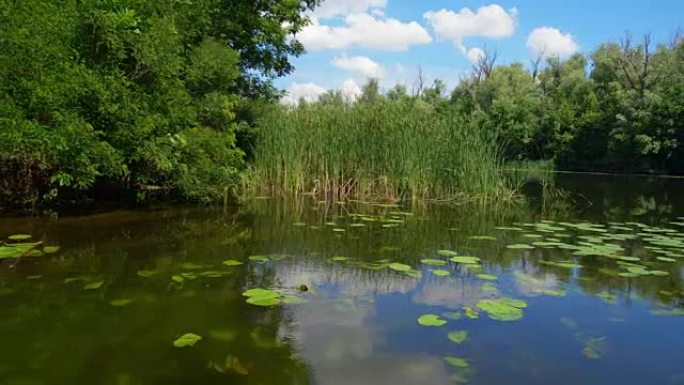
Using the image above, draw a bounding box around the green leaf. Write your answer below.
[417,314,447,326]
[83,281,104,290]
[8,234,31,241]
[173,333,202,347]
[388,262,412,272]
[443,356,470,368]
[447,330,468,344]
[222,260,243,266]
[43,246,60,254]
[421,259,447,266]
[431,269,450,277]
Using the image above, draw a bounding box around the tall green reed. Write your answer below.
[245,97,513,202]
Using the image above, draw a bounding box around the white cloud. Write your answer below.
[332,54,386,78]
[466,47,485,64]
[314,0,387,19]
[298,13,432,51]
[423,5,518,45]
[282,82,328,105]
[526,27,579,58]
[341,79,362,102]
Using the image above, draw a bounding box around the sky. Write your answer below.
[278,0,684,104]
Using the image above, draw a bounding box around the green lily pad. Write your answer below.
[469,235,497,241]
[437,249,459,257]
[83,281,104,290]
[110,299,133,307]
[404,270,423,279]
[443,356,470,368]
[421,259,447,266]
[242,288,279,298]
[43,246,60,254]
[507,244,535,250]
[476,273,497,281]
[249,255,269,263]
[417,314,447,326]
[450,256,481,264]
[331,256,350,262]
[476,298,525,321]
[464,306,479,319]
[8,234,31,241]
[173,333,202,347]
[223,260,243,266]
[172,275,184,283]
[431,269,450,277]
[388,262,412,272]
[246,296,281,306]
[447,330,468,344]
[656,257,677,262]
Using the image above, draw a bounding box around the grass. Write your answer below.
[244,98,515,203]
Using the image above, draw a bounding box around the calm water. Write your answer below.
[2,173,684,385]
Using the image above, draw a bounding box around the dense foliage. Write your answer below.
[449,34,684,174]
[0,0,317,211]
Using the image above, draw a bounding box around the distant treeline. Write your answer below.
[370,32,684,175]
[1,0,683,211]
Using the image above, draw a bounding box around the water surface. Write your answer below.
[2,174,684,385]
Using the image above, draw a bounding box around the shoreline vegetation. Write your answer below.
[1,1,683,213]
[244,86,514,203]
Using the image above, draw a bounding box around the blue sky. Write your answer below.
[279,0,684,103]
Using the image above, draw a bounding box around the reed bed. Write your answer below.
[245,98,514,202]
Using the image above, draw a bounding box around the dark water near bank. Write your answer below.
[2,173,684,385]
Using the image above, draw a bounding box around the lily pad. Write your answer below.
[83,281,104,290]
[464,306,479,319]
[246,296,281,306]
[43,246,60,254]
[507,244,535,250]
[431,269,451,277]
[249,255,269,263]
[8,234,31,241]
[421,259,447,266]
[437,249,459,257]
[223,260,244,266]
[450,256,481,264]
[476,298,525,321]
[447,330,468,344]
[388,262,412,272]
[331,256,350,262]
[443,356,470,368]
[110,299,133,307]
[417,314,447,326]
[173,333,202,347]
[475,273,497,281]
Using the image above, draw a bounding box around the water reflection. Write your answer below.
[2,174,684,384]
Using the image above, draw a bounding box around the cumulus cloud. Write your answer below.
[341,79,362,102]
[313,0,387,19]
[282,82,328,105]
[526,27,579,58]
[466,47,485,64]
[423,5,518,45]
[298,13,432,51]
[332,54,385,78]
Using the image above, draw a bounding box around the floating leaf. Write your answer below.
[507,243,537,250]
[8,234,31,241]
[137,270,158,278]
[249,255,269,263]
[173,333,202,347]
[404,270,423,279]
[464,306,479,319]
[469,235,496,241]
[223,260,243,266]
[443,356,470,368]
[431,269,450,277]
[110,299,133,307]
[421,259,447,266]
[172,275,184,283]
[83,281,104,290]
[437,249,459,257]
[43,246,60,254]
[417,314,447,326]
[476,298,525,321]
[450,256,481,264]
[388,262,412,272]
[475,273,497,281]
[331,256,350,262]
[246,296,280,306]
[447,330,468,344]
